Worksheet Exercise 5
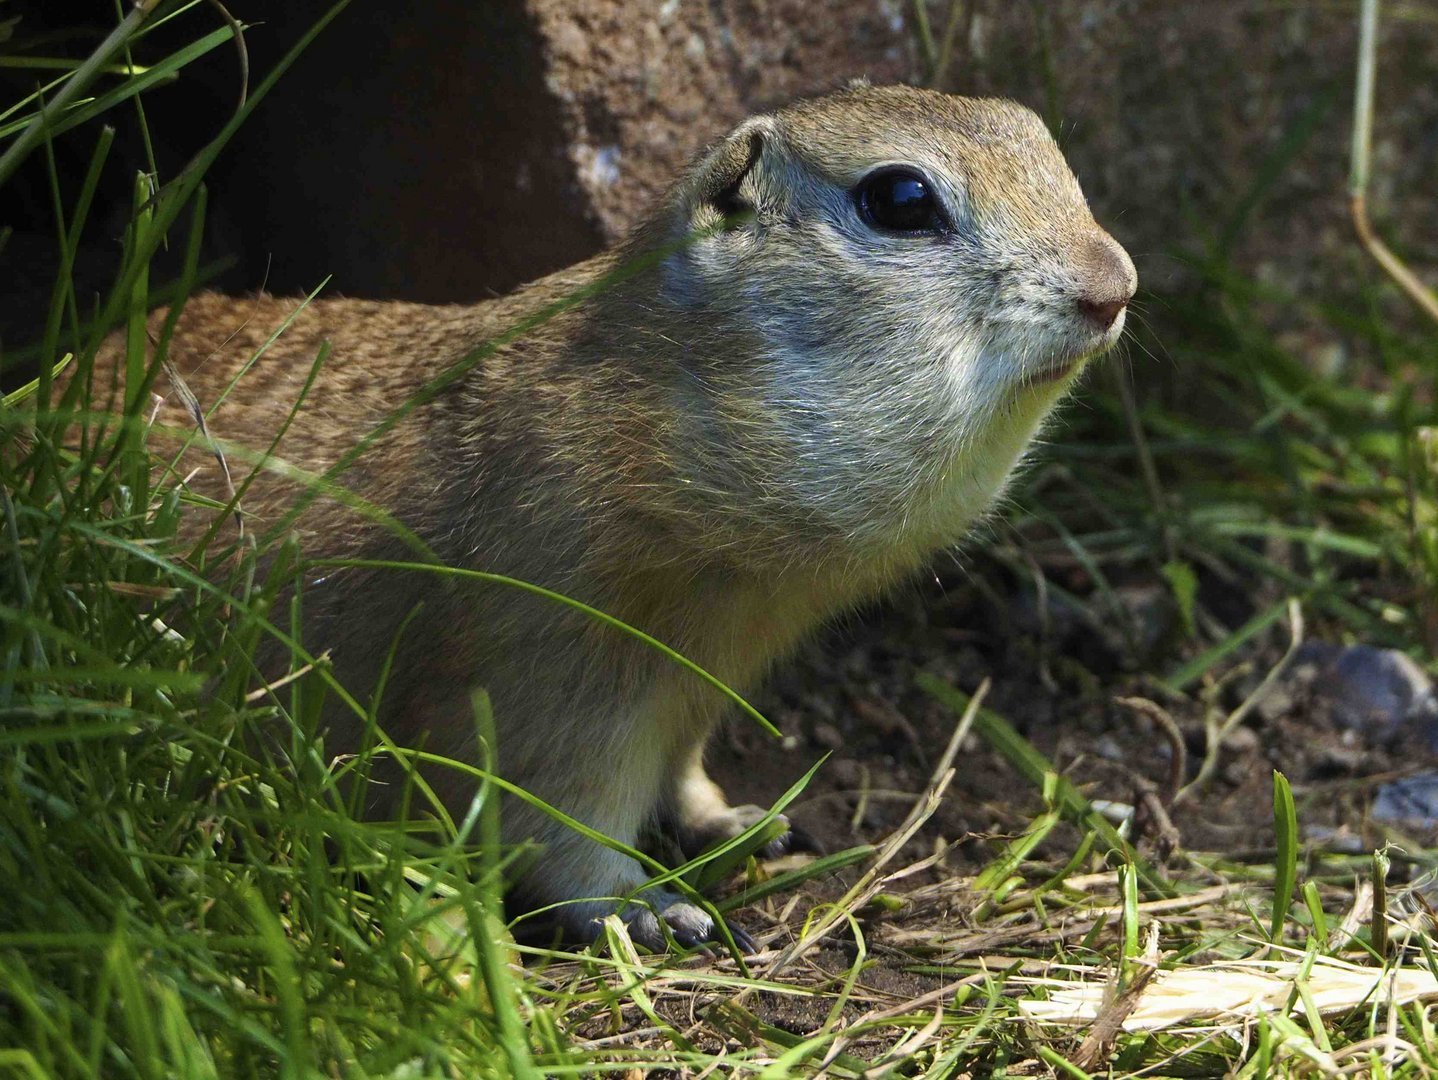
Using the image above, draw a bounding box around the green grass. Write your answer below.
[3,2,1438,1077]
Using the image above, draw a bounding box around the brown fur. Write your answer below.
[86,84,1135,950]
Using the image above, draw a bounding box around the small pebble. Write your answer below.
[1221,724,1261,755]
[1302,824,1366,855]
[1113,583,1177,658]
[1312,745,1365,777]
[1372,773,1438,828]
[1095,734,1125,762]
[1291,642,1437,739]
[829,759,864,788]
[802,692,837,724]
[1255,683,1295,722]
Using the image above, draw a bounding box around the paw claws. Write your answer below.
[723,919,757,954]
[761,824,825,859]
[629,899,758,955]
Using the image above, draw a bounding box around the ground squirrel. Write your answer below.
[92,83,1136,951]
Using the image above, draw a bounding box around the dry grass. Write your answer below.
[3,2,1437,1078]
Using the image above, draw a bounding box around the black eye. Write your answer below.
[855,167,946,234]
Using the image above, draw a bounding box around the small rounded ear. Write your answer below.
[681,116,777,234]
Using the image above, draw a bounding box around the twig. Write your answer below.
[1176,598,1303,805]
[1072,921,1162,1070]
[1349,0,1438,325]
[911,0,937,82]
[204,0,250,111]
[1132,778,1182,865]
[161,357,243,538]
[1113,365,1176,565]
[0,0,166,188]
[762,678,990,980]
[245,651,331,703]
[931,1,974,89]
[1115,696,1186,805]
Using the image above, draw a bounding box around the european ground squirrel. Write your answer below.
[94,83,1136,951]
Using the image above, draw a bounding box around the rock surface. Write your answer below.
[1287,642,1438,742]
[530,0,1438,316]
[527,0,912,240]
[5,2,1436,323]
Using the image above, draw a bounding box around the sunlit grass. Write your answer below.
[3,1,1437,1077]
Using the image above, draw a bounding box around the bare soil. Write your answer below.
[694,543,1437,1034]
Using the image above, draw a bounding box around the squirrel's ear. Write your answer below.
[683,117,776,233]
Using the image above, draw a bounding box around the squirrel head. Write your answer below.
[623,84,1138,559]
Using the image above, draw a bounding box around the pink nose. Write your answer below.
[1078,295,1128,329]
[1074,232,1137,330]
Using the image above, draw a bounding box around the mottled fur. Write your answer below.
[93,84,1135,949]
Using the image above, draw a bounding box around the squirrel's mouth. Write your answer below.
[1008,305,1126,390]
[995,308,1124,394]
[1022,350,1091,387]
[1028,360,1079,385]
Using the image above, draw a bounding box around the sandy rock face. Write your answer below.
[529,1,1437,308]
[8,1,1435,327]
[528,0,913,242]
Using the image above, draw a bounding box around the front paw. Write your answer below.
[624,892,757,954]
[680,803,824,860]
[518,890,757,955]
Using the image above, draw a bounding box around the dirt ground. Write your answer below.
[699,540,1438,984]
[720,577,1389,854]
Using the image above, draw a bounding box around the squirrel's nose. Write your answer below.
[1074,232,1137,330]
[1078,295,1128,328]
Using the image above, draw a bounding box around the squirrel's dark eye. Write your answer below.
[855,167,945,234]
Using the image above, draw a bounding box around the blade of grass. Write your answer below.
[1271,770,1299,943]
[916,672,1171,896]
